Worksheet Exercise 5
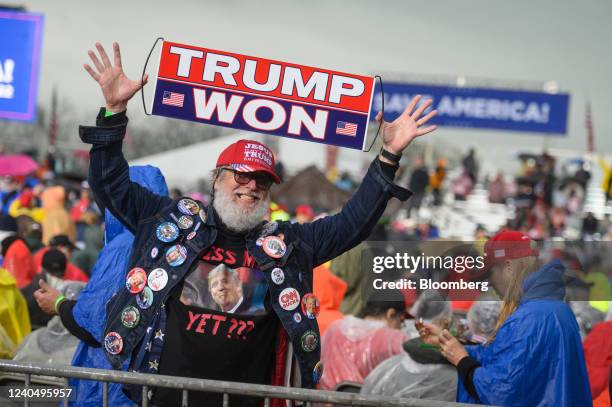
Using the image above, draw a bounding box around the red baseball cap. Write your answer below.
[216,139,280,183]
[484,230,539,269]
[295,204,315,219]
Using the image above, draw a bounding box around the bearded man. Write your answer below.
[37,42,437,407]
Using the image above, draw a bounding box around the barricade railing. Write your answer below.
[0,359,476,407]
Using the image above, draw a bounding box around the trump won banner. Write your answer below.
[150,40,375,150]
[371,82,570,135]
[0,11,44,122]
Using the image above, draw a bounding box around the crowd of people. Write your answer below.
[404,146,612,242]
[0,174,99,358]
[0,41,610,407]
[1,147,611,406]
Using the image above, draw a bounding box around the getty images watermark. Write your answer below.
[371,251,490,292]
[360,242,494,299]
[360,240,612,302]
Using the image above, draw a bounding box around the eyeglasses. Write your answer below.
[223,168,274,190]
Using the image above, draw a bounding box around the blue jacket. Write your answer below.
[69,165,168,407]
[78,112,410,401]
[457,260,593,406]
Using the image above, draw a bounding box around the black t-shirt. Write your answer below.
[153,227,279,407]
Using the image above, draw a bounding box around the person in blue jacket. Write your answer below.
[38,165,168,406]
[417,230,593,407]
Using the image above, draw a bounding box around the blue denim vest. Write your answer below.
[102,203,323,388]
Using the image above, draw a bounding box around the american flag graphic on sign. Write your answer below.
[336,121,357,136]
[162,91,184,107]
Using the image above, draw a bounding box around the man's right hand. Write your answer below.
[84,42,148,113]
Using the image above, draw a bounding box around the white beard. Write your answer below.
[213,187,269,233]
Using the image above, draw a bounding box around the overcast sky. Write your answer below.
[5,0,612,167]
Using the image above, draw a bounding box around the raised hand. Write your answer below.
[84,42,148,113]
[376,95,438,156]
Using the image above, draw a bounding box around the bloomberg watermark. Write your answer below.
[360,240,611,303]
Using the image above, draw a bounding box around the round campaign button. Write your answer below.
[312,361,324,384]
[150,247,159,259]
[199,209,207,223]
[121,306,140,329]
[293,313,302,323]
[177,215,193,230]
[262,236,287,259]
[148,268,169,291]
[166,244,187,267]
[126,267,147,294]
[156,222,179,243]
[271,267,285,285]
[300,331,319,352]
[137,286,154,309]
[178,198,200,215]
[301,294,320,320]
[278,287,300,311]
[256,237,264,247]
[104,332,123,355]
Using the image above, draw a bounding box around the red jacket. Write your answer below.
[33,247,89,283]
[320,316,408,390]
[584,321,612,402]
[3,239,36,289]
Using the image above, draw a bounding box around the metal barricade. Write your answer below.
[0,359,475,406]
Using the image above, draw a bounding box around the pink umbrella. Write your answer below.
[0,154,39,176]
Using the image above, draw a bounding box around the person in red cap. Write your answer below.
[211,139,281,232]
[294,204,315,224]
[417,229,592,406]
[75,42,438,407]
[33,234,89,283]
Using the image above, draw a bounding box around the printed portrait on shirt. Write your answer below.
[209,265,243,312]
[180,262,267,315]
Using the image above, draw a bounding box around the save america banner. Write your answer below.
[150,40,375,150]
[371,82,570,135]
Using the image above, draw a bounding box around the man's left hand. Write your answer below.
[439,329,469,366]
[376,94,437,158]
